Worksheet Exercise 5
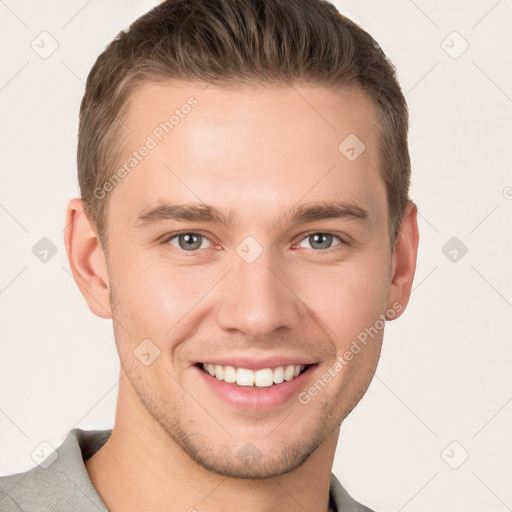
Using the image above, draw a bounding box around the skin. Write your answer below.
[64,81,419,512]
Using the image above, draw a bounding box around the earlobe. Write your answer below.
[63,198,112,319]
[386,200,420,320]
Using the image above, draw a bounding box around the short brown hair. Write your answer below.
[77,0,411,252]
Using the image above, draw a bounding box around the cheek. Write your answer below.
[110,263,205,376]
[110,242,390,346]
[110,256,217,338]
[299,257,389,343]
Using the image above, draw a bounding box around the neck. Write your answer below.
[85,372,339,512]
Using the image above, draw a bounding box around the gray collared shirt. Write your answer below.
[0,429,374,511]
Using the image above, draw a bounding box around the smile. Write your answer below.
[199,363,309,388]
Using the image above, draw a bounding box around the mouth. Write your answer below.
[196,362,311,388]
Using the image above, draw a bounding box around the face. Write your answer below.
[100,81,396,478]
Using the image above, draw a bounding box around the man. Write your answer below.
[0,0,418,510]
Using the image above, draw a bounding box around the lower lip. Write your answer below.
[194,364,316,411]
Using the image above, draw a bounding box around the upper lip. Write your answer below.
[197,355,316,372]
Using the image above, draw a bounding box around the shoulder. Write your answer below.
[330,472,377,512]
[0,473,26,511]
[0,428,111,512]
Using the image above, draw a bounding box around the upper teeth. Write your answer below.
[202,363,306,387]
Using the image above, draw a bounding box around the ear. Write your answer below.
[63,198,112,319]
[386,200,419,319]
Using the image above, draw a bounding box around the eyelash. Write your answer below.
[161,230,347,256]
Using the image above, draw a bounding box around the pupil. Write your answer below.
[312,233,331,249]
[180,233,201,250]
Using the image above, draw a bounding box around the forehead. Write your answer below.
[108,80,385,230]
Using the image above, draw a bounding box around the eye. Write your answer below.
[161,230,346,255]
[296,232,344,251]
[164,231,213,252]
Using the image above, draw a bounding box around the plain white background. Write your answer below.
[0,1,511,511]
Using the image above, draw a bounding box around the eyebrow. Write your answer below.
[133,200,370,228]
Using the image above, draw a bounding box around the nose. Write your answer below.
[216,250,303,338]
